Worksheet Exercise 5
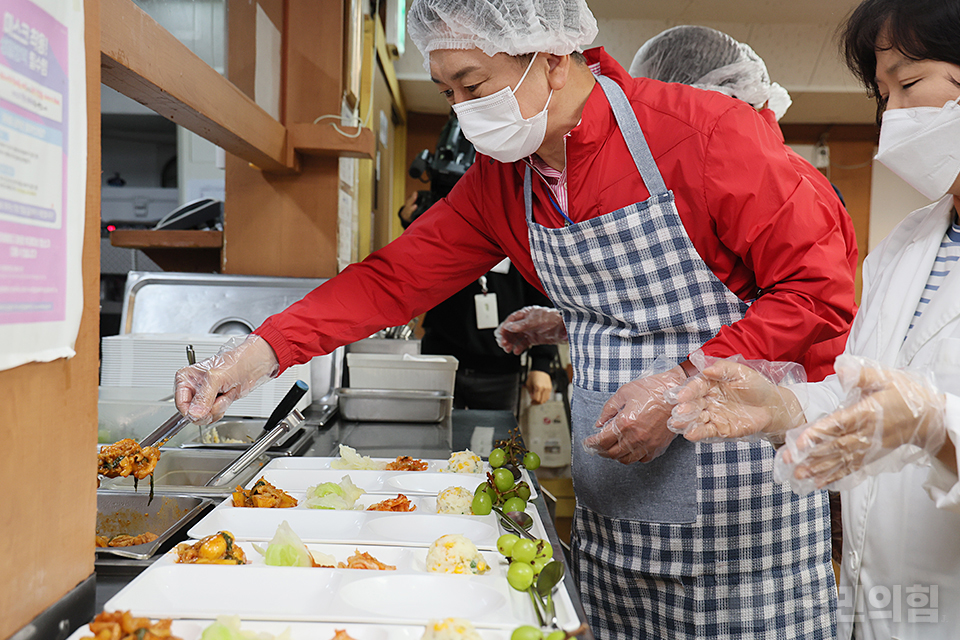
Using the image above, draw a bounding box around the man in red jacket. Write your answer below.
[176,1,851,637]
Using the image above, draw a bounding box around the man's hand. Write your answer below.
[525,370,553,405]
[582,366,686,464]
[495,306,567,355]
[667,359,804,443]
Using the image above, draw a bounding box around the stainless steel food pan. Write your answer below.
[97,448,269,497]
[96,490,211,560]
[338,388,453,423]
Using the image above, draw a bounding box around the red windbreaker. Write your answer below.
[256,48,856,382]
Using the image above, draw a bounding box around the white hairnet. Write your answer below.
[408,0,598,68]
[630,25,792,120]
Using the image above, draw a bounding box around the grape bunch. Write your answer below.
[490,428,542,472]
[497,534,554,591]
[510,626,567,640]
[470,468,532,516]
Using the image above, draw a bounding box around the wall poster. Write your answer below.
[0,0,84,371]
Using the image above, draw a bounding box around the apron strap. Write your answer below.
[523,165,534,224]
[595,75,669,197]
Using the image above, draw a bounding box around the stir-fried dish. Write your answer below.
[96,532,158,548]
[384,456,428,471]
[97,439,161,483]
[232,477,297,508]
[175,531,247,564]
[315,549,395,570]
[80,611,180,640]
[366,494,417,512]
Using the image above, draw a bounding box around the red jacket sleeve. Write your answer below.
[255,189,507,372]
[697,104,856,373]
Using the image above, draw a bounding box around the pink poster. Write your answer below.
[0,0,67,324]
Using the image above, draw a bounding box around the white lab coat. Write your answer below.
[802,195,960,640]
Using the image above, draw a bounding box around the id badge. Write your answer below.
[475,293,499,330]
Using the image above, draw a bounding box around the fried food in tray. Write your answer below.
[232,477,297,508]
[312,549,396,570]
[97,439,161,482]
[80,610,181,640]
[329,630,360,640]
[366,494,417,512]
[384,455,428,471]
[175,531,247,565]
[96,532,159,548]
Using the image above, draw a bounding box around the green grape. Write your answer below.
[545,630,566,640]
[471,491,493,516]
[531,557,548,575]
[515,481,532,502]
[510,625,543,640]
[523,451,541,470]
[489,448,506,468]
[497,533,520,557]
[502,496,527,514]
[507,560,535,591]
[493,468,516,492]
[536,540,553,560]
[511,538,537,564]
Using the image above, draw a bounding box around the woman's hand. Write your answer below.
[777,362,948,490]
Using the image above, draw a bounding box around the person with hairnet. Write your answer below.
[173,0,855,637]
[666,1,960,637]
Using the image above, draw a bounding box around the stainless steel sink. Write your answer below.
[99,448,269,497]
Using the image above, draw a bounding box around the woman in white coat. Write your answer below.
[667,1,960,638]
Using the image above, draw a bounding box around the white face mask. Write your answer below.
[875,97,960,200]
[452,53,553,163]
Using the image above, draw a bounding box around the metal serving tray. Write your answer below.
[96,490,211,560]
[338,388,453,423]
[178,404,336,453]
[98,448,270,497]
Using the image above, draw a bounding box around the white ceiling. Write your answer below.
[396,0,877,124]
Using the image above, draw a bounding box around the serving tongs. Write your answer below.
[204,380,309,488]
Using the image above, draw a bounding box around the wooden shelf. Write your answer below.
[289,123,376,159]
[110,229,222,272]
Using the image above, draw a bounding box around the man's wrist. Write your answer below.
[679,359,698,378]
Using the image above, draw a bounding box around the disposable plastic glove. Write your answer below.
[774,356,948,494]
[666,355,806,444]
[175,334,280,426]
[583,364,686,464]
[525,369,553,405]
[495,306,567,355]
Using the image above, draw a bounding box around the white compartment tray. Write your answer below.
[188,494,550,548]
[68,621,511,640]
[256,458,538,500]
[250,469,488,496]
[103,563,582,630]
[188,507,507,549]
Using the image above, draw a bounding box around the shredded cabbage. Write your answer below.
[252,521,314,568]
[200,615,292,640]
[330,443,386,470]
[304,475,365,510]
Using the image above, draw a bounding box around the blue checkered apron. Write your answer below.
[524,75,837,639]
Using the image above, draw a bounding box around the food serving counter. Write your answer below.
[89,409,594,640]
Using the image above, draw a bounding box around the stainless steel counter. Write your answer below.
[93,409,593,638]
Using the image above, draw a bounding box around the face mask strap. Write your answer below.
[514,52,539,92]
